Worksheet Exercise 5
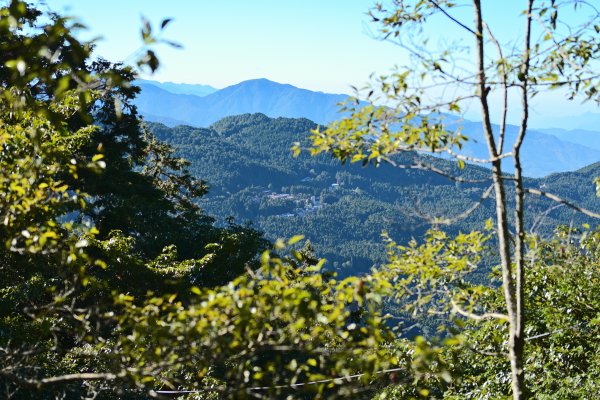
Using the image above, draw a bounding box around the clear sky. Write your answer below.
[40,0,600,126]
[42,0,398,94]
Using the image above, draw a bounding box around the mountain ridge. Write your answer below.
[135,79,600,177]
[134,79,217,97]
[534,112,600,131]
[147,113,600,275]
[134,78,350,126]
[536,127,600,151]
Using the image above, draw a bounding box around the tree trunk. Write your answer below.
[510,1,534,398]
[473,1,525,398]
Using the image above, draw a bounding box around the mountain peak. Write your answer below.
[240,78,279,84]
[222,78,297,92]
[134,78,350,127]
[220,79,348,96]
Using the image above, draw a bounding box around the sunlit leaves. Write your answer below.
[0,110,97,255]
[308,100,467,168]
[374,229,489,318]
[112,241,399,398]
[436,227,600,398]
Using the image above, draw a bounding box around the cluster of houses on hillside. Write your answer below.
[249,178,345,218]
[266,192,294,201]
[256,190,324,218]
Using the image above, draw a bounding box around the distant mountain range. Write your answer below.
[446,117,600,177]
[135,79,600,177]
[134,79,217,97]
[536,127,600,151]
[134,78,350,126]
[535,112,600,132]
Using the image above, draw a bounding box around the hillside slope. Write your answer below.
[148,114,600,275]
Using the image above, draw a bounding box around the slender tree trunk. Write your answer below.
[473,1,524,398]
[511,1,534,398]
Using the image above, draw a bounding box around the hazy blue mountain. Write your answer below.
[380,113,600,177]
[535,112,600,131]
[134,79,600,177]
[447,117,600,177]
[135,78,350,126]
[536,127,600,151]
[141,112,189,127]
[135,79,217,97]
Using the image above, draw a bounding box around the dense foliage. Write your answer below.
[0,2,397,398]
[2,1,600,399]
[374,227,600,399]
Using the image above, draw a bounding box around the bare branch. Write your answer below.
[451,299,509,322]
[408,184,493,226]
[426,0,477,35]
[525,322,587,341]
[474,1,522,396]
[443,148,513,164]
[483,22,509,154]
[382,155,490,184]
[438,184,493,224]
[152,367,419,395]
[465,345,508,357]
[525,188,600,219]
[385,38,476,85]
[529,203,565,235]
[0,370,127,390]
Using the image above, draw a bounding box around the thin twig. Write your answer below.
[483,22,509,154]
[426,0,476,35]
[525,188,600,219]
[383,156,490,184]
[451,299,509,322]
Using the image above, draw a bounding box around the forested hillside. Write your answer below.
[149,113,600,275]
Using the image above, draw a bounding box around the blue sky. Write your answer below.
[41,0,600,126]
[43,1,395,93]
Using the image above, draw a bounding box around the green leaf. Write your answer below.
[288,235,305,245]
[191,286,201,295]
[160,18,173,29]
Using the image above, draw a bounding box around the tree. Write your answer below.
[0,2,398,398]
[373,226,600,399]
[445,226,600,398]
[305,1,600,398]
